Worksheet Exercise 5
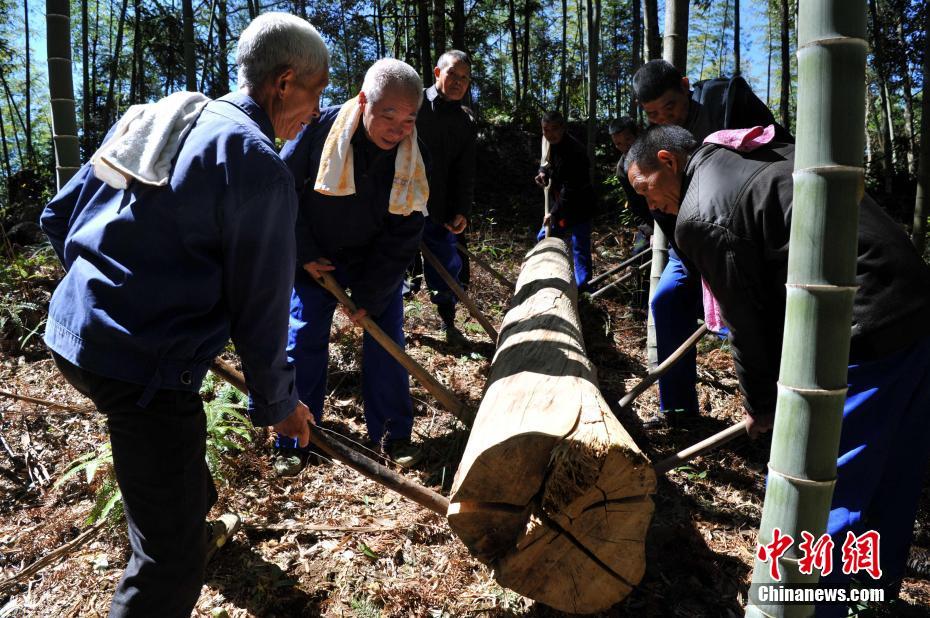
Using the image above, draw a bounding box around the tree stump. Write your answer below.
[447,238,656,614]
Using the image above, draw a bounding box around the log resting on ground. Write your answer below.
[447,238,657,614]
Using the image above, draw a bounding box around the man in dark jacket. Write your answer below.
[414,49,477,345]
[625,123,930,610]
[631,59,789,426]
[39,14,324,616]
[534,111,596,289]
[279,59,426,466]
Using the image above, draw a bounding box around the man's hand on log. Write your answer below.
[273,401,314,447]
[303,258,335,281]
[744,411,774,439]
[445,214,468,234]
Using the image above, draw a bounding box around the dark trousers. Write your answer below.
[422,218,463,307]
[52,353,216,618]
[286,268,413,443]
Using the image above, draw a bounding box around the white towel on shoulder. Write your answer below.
[91,91,210,189]
[314,96,429,216]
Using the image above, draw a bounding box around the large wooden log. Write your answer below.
[447,238,656,614]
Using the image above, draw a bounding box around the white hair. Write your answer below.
[236,13,329,90]
[361,59,423,107]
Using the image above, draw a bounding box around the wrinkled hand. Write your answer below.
[273,401,314,448]
[542,213,552,227]
[534,172,549,187]
[303,258,335,281]
[339,305,367,326]
[744,410,774,439]
[445,214,468,234]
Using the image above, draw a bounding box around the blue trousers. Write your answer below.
[816,335,930,615]
[287,269,413,443]
[651,249,703,414]
[537,220,592,290]
[422,218,462,307]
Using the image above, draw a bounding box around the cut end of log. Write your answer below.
[448,238,657,614]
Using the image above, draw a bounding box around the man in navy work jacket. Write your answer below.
[39,14,327,618]
[413,49,477,345]
[625,124,930,615]
[279,58,427,467]
[534,110,596,290]
[631,59,789,428]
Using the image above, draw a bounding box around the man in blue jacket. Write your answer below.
[631,59,789,427]
[414,49,476,345]
[39,14,327,617]
[279,59,427,467]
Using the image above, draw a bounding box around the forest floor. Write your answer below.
[3,127,930,616]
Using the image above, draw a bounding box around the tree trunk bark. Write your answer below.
[448,238,656,615]
[766,3,772,106]
[507,0,521,106]
[521,0,530,103]
[0,100,10,181]
[913,3,929,255]
[46,0,82,188]
[898,19,916,177]
[717,0,729,76]
[746,1,867,614]
[733,0,740,75]
[868,0,895,190]
[451,0,464,51]
[103,0,129,128]
[559,0,567,117]
[81,0,91,157]
[217,0,229,95]
[24,0,34,164]
[643,0,660,61]
[129,0,140,103]
[585,0,599,185]
[182,0,196,91]
[779,0,791,131]
[630,0,641,115]
[200,0,217,93]
[417,0,432,81]
[663,0,689,72]
[432,0,445,59]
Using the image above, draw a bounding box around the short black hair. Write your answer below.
[632,59,684,104]
[624,124,698,174]
[437,49,471,70]
[542,110,565,125]
[609,116,640,135]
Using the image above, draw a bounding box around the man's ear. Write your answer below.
[357,90,367,112]
[680,76,690,93]
[277,68,295,97]
[657,149,680,173]
[433,66,441,81]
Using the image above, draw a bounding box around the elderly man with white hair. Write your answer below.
[39,13,328,616]
[278,58,428,467]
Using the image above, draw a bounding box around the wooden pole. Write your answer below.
[617,323,709,410]
[588,259,652,299]
[314,272,469,422]
[587,247,650,287]
[210,358,450,515]
[456,242,516,290]
[420,243,498,342]
[654,420,748,474]
[543,180,552,239]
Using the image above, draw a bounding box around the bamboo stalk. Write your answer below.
[209,358,450,515]
[314,272,469,423]
[420,243,498,342]
[747,3,868,616]
[588,258,652,299]
[456,242,516,290]
[587,247,650,287]
[617,324,709,410]
[654,420,748,475]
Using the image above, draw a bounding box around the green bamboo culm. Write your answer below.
[745,2,867,617]
[46,0,82,189]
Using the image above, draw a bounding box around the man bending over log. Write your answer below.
[278,59,428,469]
[39,14,326,616]
[534,111,596,290]
[631,59,790,429]
[625,123,930,611]
[412,49,477,346]
[609,117,651,256]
